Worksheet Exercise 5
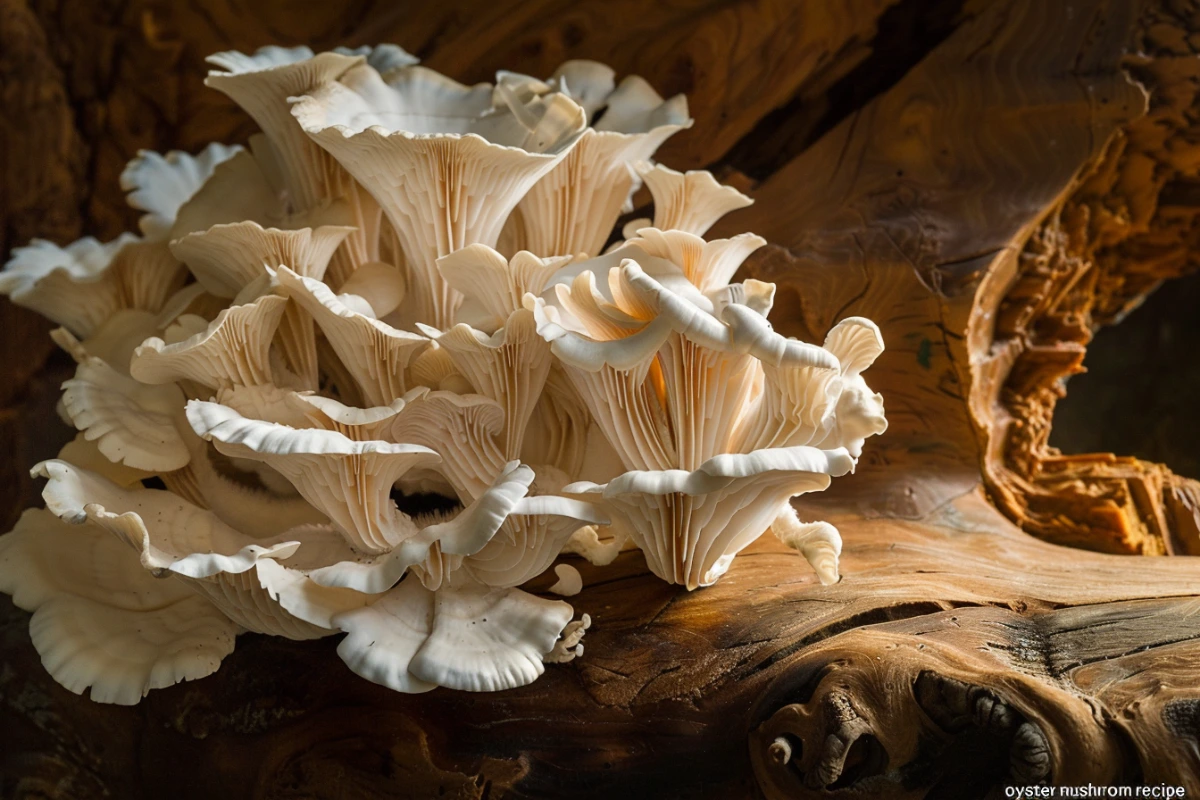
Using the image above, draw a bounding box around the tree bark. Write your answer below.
[2,0,1199,798]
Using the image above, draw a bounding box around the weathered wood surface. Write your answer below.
[2,0,1200,798]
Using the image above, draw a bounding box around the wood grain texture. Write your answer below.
[972,0,1200,555]
[3,0,1200,797]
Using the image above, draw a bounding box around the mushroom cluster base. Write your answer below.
[3,0,1200,796]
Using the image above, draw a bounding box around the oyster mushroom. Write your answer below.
[497,60,693,259]
[291,61,587,328]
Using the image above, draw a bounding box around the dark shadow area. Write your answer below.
[1051,269,1200,480]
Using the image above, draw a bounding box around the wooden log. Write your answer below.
[2,0,1200,797]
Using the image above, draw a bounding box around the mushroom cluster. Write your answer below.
[0,44,886,704]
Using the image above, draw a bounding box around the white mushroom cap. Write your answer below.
[132,293,288,389]
[187,400,440,554]
[276,266,428,405]
[633,162,754,238]
[497,63,693,259]
[565,446,854,589]
[332,44,419,78]
[169,147,284,239]
[458,494,607,589]
[0,508,238,705]
[170,219,355,298]
[333,580,576,693]
[120,143,243,240]
[436,245,570,332]
[206,47,364,211]
[1,237,185,337]
[59,352,189,472]
[291,63,587,327]
[417,310,552,460]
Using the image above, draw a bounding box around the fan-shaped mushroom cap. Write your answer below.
[416,310,552,460]
[60,352,189,472]
[170,219,355,298]
[332,577,437,693]
[307,460,534,594]
[535,257,842,476]
[565,446,854,589]
[120,143,243,240]
[456,493,608,589]
[735,317,887,455]
[626,228,766,295]
[169,219,359,389]
[1,236,186,337]
[276,266,428,405]
[498,64,692,259]
[167,422,330,537]
[436,245,569,333]
[187,400,440,554]
[0,508,239,705]
[332,580,576,693]
[206,47,364,210]
[205,49,386,287]
[37,459,297,578]
[291,63,587,328]
[57,433,155,488]
[169,146,284,239]
[131,293,288,389]
[32,459,340,640]
[631,162,754,238]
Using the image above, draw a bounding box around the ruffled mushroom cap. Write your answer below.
[120,143,243,240]
[277,388,501,506]
[735,317,888,456]
[565,446,854,589]
[0,236,186,337]
[205,49,387,287]
[32,459,341,641]
[277,385,506,510]
[205,387,601,597]
[169,217,361,389]
[498,62,693,259]
[206,47,363,211]
[416,312,552,460]
[169,145,285,239]
[291,63,587,328]
[625,162,754,238]
[436,244,569,333]
[0,507,238,704]
[276,266,428,405]
[455,492,608,589]
[332,579,575,693]
[131,293,288,389]
[186,400,440,554]
[536,252,838,473]
[625,228,767,295]
[59,349,190,472]
[170,218,356,298]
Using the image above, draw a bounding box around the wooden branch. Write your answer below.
[2,0,1200,797]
